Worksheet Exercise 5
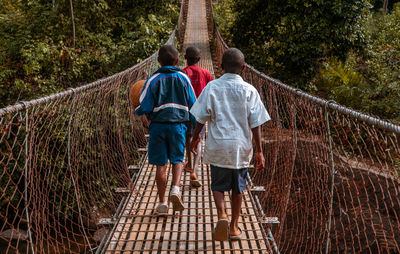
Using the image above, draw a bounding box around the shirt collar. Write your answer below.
[156,66,183,74]
[220,73,244,82]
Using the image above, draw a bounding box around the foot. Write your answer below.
[184,162,193,173]
[214,219,229,241]
[229,227,243,240]
[169,191,184,212]
[190,173,202,187]
[154,203,168,216]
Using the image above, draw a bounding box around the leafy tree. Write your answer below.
[229,0,370,88]
[0,0,179,107]
[314,4,400,123]
[370,0,400,11]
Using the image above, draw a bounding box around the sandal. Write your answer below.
[229,227,243,240]
[190,173,202,187]
[214,219,229,241]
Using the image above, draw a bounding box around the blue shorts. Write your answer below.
[210,165,248,194]
[148,123,187,166]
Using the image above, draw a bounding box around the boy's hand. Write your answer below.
[191,135,201,155]
[254,152,265,171]
[141,115,150,128]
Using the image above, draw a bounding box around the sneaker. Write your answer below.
[169,193,184,212]
[154,203,168,215]
[190,173,202,187]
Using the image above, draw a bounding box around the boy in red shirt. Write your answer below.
[183,46,213,187]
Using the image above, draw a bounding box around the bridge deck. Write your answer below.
[103,0,269,252]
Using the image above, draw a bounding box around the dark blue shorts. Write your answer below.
[210,165,248,194]
[148,123,187,166]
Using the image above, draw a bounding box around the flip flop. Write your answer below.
[169,193,185,212]
[214,219,229,241]
[229,227,243,241]
[184,167,193,173]
[190,178,202,187]
[154,203,168,216]
[183,162,193,173]
[190,173,202,187]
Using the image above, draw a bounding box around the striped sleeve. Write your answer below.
[135,73,160,115]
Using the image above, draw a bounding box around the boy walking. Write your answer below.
[190,48,270,241]
[183,46,214,187]
[136,45,196,215]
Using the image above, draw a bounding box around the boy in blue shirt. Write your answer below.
[136,45,196,215]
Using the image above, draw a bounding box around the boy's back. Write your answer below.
[137,66,195,123]
[183,65,213,97]
[135,45,196,215]
[189,48,270,241]
[191,73,269,169]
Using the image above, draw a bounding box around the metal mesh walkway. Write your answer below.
[102,0,269,253]
[104,162,269,253]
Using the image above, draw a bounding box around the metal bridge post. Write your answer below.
[325,100,337,254]
[20,101,35,254]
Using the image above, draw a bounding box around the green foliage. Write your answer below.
[0,0,179,108]
[225,0,370,88]
[215,0,400,123]
[370,0,400,10]
[213,0,236,43]
[315,3,400,123]
[314,55,368,109]
[361,4,400,122]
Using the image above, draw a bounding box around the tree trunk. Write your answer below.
[69,0,76,47]
[383,0,389,14]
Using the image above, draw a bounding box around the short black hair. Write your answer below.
[221,48,245,73]
[185,46,201,63]
[158,45,179,66]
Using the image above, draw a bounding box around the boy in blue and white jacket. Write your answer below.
[136,45,196,215]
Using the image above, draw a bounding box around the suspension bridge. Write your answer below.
[1,0,400,253]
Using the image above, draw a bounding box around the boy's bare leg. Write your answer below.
[170,162,185,211]
[185,134,193,172]
[213,191,228,220]
[156,165,168,203]
[192,141,202,175]
[230,192,243,236]
[190,127,203,186]
[171,162,184,186]
[190,142,202,187]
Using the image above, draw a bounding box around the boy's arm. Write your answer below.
[251,126,265,171]
[191,122,205,155]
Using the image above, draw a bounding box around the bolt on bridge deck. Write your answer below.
[101,0,271,252]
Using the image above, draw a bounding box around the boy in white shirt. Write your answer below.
[190,48,270,241]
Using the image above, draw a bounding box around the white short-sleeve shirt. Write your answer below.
[190,73,270,169]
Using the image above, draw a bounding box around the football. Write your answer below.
[129,80,146,108]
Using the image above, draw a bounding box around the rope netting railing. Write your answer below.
[206,1,400,253]
[0,12,183,253]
